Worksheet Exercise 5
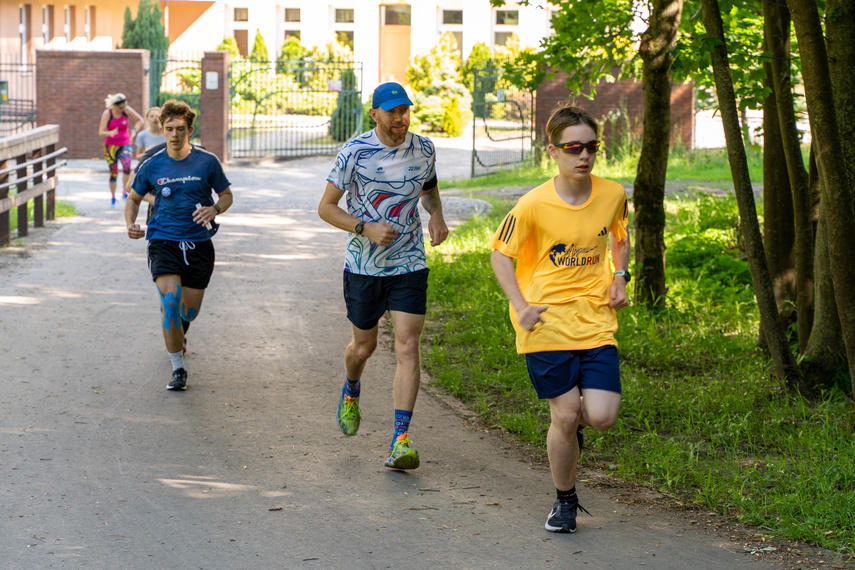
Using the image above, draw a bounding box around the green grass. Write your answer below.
[423,164,854,559]
[7,199,76,236]
[442,146,767,190]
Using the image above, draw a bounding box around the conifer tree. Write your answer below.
[121,0,169,94]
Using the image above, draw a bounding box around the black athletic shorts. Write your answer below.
[148,239,215,289]
[343,268,429,330]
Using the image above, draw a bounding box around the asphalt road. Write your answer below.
[0,153,785,569]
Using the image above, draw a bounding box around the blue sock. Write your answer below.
[344,376,360,398]
[392,409,412,448]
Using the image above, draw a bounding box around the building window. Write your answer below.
[84,6,95,42]
[443,10,463,25]
[64,5,75,43]
[384,5,410,25]
[284,30,300,40]
[451,31,463,51]
[336,30,353,50]
[234,7,249,22]
[20,5,31,65]
[495,32,514,47]
[335,9,354,23]
[284,8,300,22]
[43,5,54,45]
[496,10,519,25]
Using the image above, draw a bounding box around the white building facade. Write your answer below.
[166,0,555,97]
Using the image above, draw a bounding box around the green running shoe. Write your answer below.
[384,433,420,470]
[336,385,361,435]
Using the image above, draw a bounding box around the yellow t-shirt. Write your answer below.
[490,175,629,354]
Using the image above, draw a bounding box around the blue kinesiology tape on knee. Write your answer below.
[159,285,183,331]
[181,301,200,323]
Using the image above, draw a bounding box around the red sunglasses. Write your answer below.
[554,140,600,155]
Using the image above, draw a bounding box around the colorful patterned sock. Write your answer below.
[344,377,360,399]
[392,409,413,449]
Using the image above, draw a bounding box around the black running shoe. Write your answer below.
[167,368,188,391]
[545,498,591,533]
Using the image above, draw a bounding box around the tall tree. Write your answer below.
[633,0,684,307]
[759,51,796,349]
[762,0,813,353]
[121,0,168,95]
[699,0,808,392]
[788,0,855,395]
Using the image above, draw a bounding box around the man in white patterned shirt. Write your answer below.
[318,82,448,470]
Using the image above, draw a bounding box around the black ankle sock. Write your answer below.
[182,319,191,333]
[557,487,577,502]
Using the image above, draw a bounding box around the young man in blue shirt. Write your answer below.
[124,100,234,391]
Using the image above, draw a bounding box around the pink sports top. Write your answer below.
[104,111,131,146]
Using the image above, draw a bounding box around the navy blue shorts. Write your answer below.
[525,345,622,400]
[148,239,215,289]
[343,268,429,330]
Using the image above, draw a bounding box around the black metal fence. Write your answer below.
[471,66,534,177]
[229,59,363,159]
[150,51,203,140]
[0,54,37,137]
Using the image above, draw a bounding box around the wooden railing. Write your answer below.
[0,125,67,246]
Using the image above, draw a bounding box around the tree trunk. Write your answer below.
[802,199,846,384]
[758,55,796,351]
[632,0,683,308]
[700,0,808,393]
[826,0,855,177]
[788,0,855,397]
[763,0,814,353]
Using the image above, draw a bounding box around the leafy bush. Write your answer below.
[249,29,269,62]
[406,32,472,136]
[329,69,361,142]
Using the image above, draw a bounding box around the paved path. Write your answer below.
[0,155,788,569]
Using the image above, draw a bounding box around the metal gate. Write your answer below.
[0,55,37,137]
[471,65,534,177]
[149,52,203,139]
[229,59,362,159]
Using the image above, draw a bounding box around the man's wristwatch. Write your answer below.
[354,221,365,235]
[213,203,221,214]
[614,270,631,283]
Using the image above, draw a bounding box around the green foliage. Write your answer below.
[422,188,855,557]
[460,42,493,93]
[121,0,168,53]
[276,37,309,83]
[406,32,471,135]
[216,37,242,60]
[249,29,269,62]
[329,69,362,142]
[121,0,169,94]
[440,96,465,137]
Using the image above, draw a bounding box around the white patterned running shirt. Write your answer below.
[327,129,437,276]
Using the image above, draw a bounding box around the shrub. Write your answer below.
[329,69,361,142]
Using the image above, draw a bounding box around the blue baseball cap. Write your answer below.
[372,82,413,111]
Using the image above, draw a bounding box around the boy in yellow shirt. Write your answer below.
[490,104,630,533]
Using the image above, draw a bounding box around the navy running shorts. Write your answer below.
[525,345,622,400]
[343,268,429,330]
[148,239,215,289]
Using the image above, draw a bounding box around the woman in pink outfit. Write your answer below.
[98,93,144,205]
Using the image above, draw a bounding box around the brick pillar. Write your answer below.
[200,51,230,163]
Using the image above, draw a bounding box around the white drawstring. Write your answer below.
[179,241,195,265]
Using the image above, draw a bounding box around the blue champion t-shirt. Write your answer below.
[132,147,231,242]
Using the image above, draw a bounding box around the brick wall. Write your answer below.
[36,50,149,159]
[200,51,230,163]
[535,72,695,151]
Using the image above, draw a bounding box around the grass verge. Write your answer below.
[423,186,854,559]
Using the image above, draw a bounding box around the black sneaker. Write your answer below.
[167,368,188,391]
[545,498,591,533]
